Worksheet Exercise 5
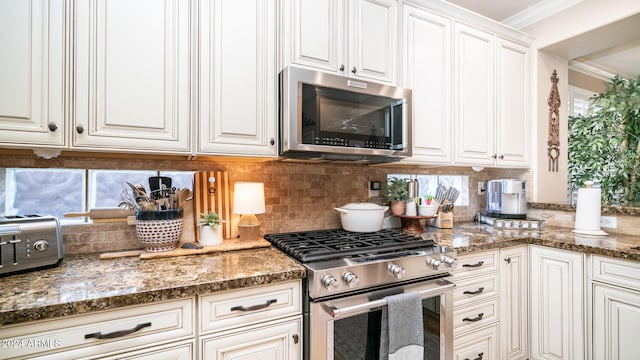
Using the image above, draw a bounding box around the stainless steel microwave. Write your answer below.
[279,66,412,163]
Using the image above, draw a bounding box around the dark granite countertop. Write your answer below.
[2,223,639,327]
[424,222,640,261]
[0,247,306,326]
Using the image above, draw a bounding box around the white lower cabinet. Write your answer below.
[591,255,640,360]
[453,323,499,360]
[500,245,528,359]
[197,280,302,360]
[0,298,195,360]
[453,246,529,360]
[200,318,301,360]
[452,250,501,359]
[530,245,585,360]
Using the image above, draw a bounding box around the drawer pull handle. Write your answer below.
[463,287,485,295]
[462,313,484,322]
[462,261,484,268]
[84,322,151,340]
[231,298,277,312]
[464,352,484,360]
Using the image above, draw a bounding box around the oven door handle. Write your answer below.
[326,279,456,319]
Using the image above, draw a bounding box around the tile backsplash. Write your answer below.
[1,152,529,254]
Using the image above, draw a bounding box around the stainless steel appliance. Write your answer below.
[265,229,457,360]
[279,66,412,163]
[485,179,528,219]
[0,215,63,276]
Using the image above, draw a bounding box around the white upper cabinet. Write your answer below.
[496,38,530,166]
[453,23,530,168]
[282,0,398,84]
[453,22,495,166]
[401,4,452,164]
[0,0,66,148]
[197,0,277,157]
[71,0,192,154]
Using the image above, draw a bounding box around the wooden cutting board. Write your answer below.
[193,171,232,241]
[99,238,270,260]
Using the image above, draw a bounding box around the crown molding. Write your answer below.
[569,60,616,81]
[503,0,584,29]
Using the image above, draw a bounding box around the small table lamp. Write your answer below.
[233,182,265,241]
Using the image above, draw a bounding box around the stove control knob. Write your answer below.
[321,275,339,291]
[388,264,406,279]
[441,255,458,269]
[426,258,442,270]
[342,272,360,288]
[33,240,49,251]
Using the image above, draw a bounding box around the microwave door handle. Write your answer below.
[326,280,455,319]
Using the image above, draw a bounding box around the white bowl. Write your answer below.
[418,204,437,216]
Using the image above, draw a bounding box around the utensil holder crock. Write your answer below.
[135,209,184,252]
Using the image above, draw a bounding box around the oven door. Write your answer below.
[307,278,454,360]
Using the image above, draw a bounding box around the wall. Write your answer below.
[0,151,529,254]
[532,50,568,203]
[568,69,606,94]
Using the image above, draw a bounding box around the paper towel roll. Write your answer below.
[573,186,607,236]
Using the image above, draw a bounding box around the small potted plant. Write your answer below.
[383,177,409,216]
[197,212,225,246]
[424,194,434,205]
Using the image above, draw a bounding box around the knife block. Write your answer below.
[428,212,453,229]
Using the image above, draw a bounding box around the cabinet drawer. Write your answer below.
[95,340,194,360]
[0,298,194,360]
[453,323,499,360]
[200,317,301,360]
[453,273,498,307]
[199,280,301,334]
[592,255,640,292]
[453,297,499,336]
[453,250,498,279]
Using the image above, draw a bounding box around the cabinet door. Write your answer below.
[198,0,277,157]
[284,0,344,74]
[0,0,66,148]
[500,246,528,359]
[530,246,585,360]
[348,0,397,84]
[401,5,452,164]
[453,324,499,360]
[453,22,495,165]
[593,283,640,360]
[201,318,301,360]
[496,38,529,167]
[72,0,192,154]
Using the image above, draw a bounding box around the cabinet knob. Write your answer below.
[499,154,504,160]
[269,137,275,146]
[292,334,299,344]
[76,124,85,134]
[48,122,58,132]
[504,257,511,264]
[339,64,345,72]
[491,154,497,159]
[351,66,357,74]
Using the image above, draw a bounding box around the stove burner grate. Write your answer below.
[264,229,435,263]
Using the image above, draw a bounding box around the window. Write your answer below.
[569,86,594,116]
[1,169,194,222]
[387,174,469,206]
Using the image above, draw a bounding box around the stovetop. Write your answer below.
[265,229,457,299]
[264,228,436,263]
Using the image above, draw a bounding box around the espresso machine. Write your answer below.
[485,179,528,219]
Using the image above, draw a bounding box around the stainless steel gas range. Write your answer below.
[265,229,457,360]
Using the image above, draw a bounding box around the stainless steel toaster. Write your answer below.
[0,215,63,277]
